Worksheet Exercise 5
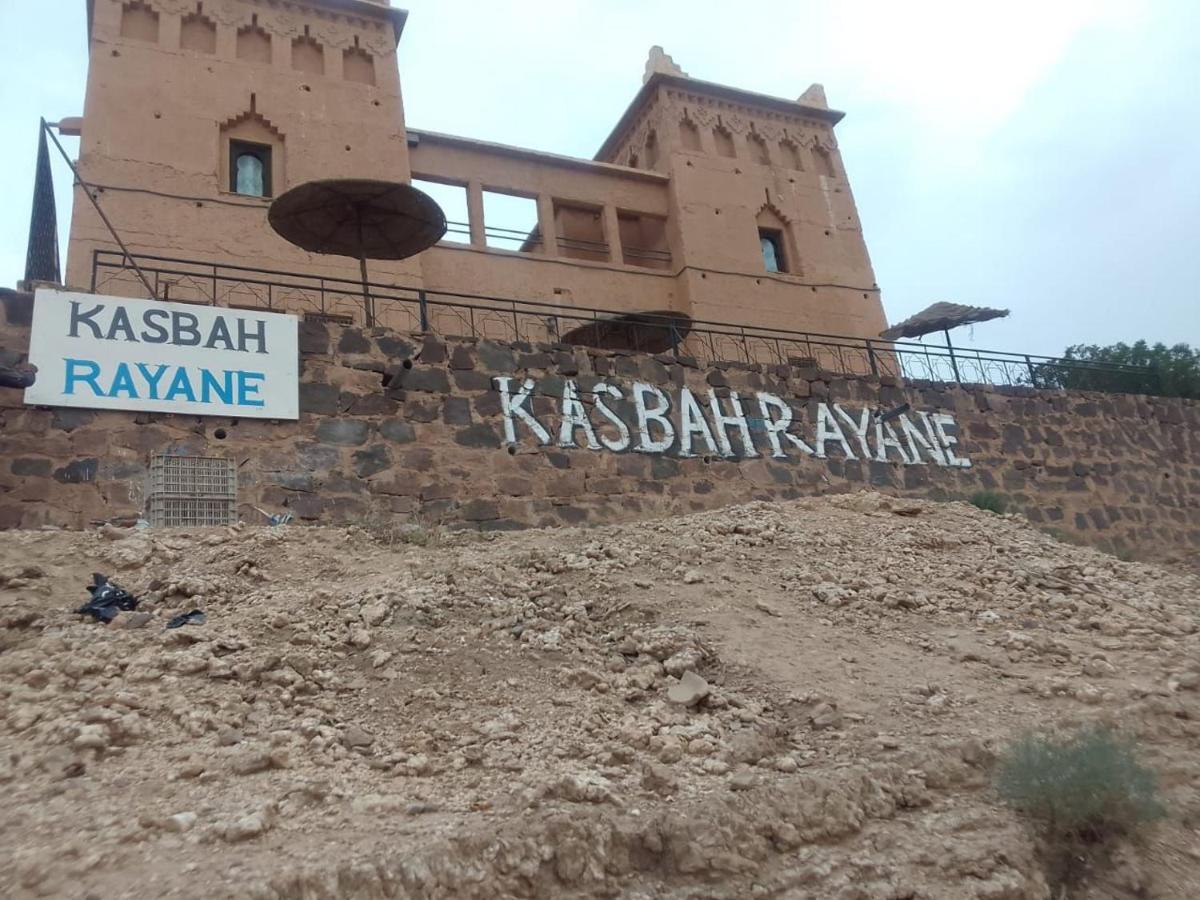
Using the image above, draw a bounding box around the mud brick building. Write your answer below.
[69,0,883,342]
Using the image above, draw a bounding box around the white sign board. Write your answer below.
[24,289,299,420]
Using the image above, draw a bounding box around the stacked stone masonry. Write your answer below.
[1,291,1197,560]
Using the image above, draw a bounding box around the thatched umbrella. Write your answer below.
[880,302,1009,382]
[269,179,446,326]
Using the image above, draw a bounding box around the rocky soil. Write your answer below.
[1,492,1199,899]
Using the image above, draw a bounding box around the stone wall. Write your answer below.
[1,290,1197,560]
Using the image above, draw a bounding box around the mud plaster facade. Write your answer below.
[69,0,884,342]
[2,293,1197,560]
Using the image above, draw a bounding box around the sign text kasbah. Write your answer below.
[24,290,299,420]
[493,376,971,467]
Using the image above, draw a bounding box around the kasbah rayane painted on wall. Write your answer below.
[2,0,1197,558]
[70,0,883,340]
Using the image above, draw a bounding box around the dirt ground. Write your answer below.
[1,492,1199,899]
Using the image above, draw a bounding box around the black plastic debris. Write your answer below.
[76,573,139,623]
[166,609,207,629]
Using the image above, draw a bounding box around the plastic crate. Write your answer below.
[147,455,237,527]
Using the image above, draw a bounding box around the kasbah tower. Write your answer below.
[71,0,887,344]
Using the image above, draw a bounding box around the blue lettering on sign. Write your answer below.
[200,369,234,404]
[237,371,266,407]
[63,358,102,395]
[61,358,270,408]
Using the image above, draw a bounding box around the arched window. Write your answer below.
[220,106,284,198]
[760,231,784,273]
[230,142,271,197]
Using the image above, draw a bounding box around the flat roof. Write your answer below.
[407,129,670,182]
[596,72,845,162]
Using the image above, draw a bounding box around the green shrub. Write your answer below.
[969,490,1008,514]
[996,727,1164,889]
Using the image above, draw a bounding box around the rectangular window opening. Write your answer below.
[553,200,607,261]
[759,228,786,274]
[229,140,272,197]
[483,190,540,253]
[618,212,671,270]
[411,178,470,244]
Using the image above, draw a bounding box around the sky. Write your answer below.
[1,0,1196,358]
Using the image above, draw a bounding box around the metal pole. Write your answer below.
[866,339,879,377]
[417,289,429,332]
[41,118,157,299]
[944,328,962,384]
[358,251,374,327]
[355,210,374,327]
[1024,354,1038,389]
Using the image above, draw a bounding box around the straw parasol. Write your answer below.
[268,179,446,326]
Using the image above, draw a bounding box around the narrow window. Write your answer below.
[759,229,785,273]
[230,141,272,197]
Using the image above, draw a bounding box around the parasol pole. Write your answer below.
[944,328,961,384]
[355,207,375,327]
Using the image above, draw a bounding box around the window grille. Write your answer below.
[147,454,237,527]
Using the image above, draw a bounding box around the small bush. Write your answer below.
[996,727,1164,890]
[969,490,1007,514]
[997,727,1163,838]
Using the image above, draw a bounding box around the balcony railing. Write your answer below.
[439,219,671,267]
[88,250,1158,393]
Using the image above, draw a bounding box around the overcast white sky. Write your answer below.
[1,0,1196,357]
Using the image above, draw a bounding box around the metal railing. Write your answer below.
[438,220,671,266]
[89,250,1157,392]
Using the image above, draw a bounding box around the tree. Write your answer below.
[1034,341,1199,398]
